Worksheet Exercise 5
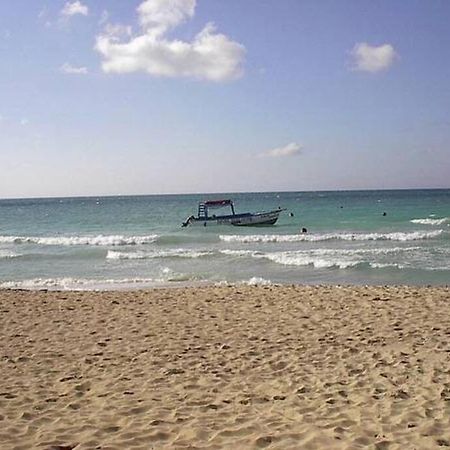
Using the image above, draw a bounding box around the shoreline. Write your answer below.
[1,279,449,292]
[1,285,450,449]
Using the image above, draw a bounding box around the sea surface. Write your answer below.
[0,190,449,289]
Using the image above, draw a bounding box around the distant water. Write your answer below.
[0,190,449,289]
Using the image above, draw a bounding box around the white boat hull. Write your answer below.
[187,210,282,227]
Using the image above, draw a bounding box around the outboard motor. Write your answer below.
[182,215,195,227]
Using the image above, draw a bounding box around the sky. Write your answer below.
[0,0,449,198]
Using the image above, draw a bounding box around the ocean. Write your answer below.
[0,190,449,289]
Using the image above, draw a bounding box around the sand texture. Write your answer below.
[1,285,450,449]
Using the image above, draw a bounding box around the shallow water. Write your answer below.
[0,189,449,289]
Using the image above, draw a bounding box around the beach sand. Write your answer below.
[1,285,450,449]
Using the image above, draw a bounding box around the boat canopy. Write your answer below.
[198,199,235,218]
[203,199,233,208]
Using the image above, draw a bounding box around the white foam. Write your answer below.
[0,277,150,290]
[214,280,231,286]
[220,230,444,243]
[244,277,272,286]
[219,247,429,269]
[263,252,360,269]
[220,234,306,243]
[219,249,263,257]
[221,248,361,268]
[0,234,159,246]
[0,275,190,291]
[370,262,405,269]
[106,248,213,260]
[0,250,21,259]
[410,218,448,226]
[222,247,420,258]
[309,247,420,256]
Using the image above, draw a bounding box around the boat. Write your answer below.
[182,199,285,227]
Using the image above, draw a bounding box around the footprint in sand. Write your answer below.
[255,435,274,448]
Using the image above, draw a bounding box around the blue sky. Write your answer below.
[1,0,449,198]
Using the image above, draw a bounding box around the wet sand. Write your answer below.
[1,285,450,449]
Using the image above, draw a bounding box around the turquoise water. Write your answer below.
[0,190,449,289]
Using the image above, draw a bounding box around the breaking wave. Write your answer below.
[106,248,213,260]
[220,230,444,243]
[220,247,420,257]
[0,234,159,246]
[369,262,405,269]
[219,247,441,270]
[369,262,449,271]
[0,273,200,290]
[410,218,449,226]
[263,252,361,269]
[222,248,360,268]
[220,249,263,257]
[0,277,158,290]
[0,250,21,259]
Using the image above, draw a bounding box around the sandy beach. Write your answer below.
[1,285,449,449]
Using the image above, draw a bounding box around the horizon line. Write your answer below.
[1,186,449,202]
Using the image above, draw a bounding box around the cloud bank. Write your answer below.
[261,142,303,158]
[95,0,245,82]
[350,43,397,73]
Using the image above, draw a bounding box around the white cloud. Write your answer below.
[137,0,195,37]
[350,42,397,73]
[60,63,88,74]
[20,118,29,126]
[261,142,303,158]
[102,23,132,39]
[61,1,89,17]
[95,0,245,82]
